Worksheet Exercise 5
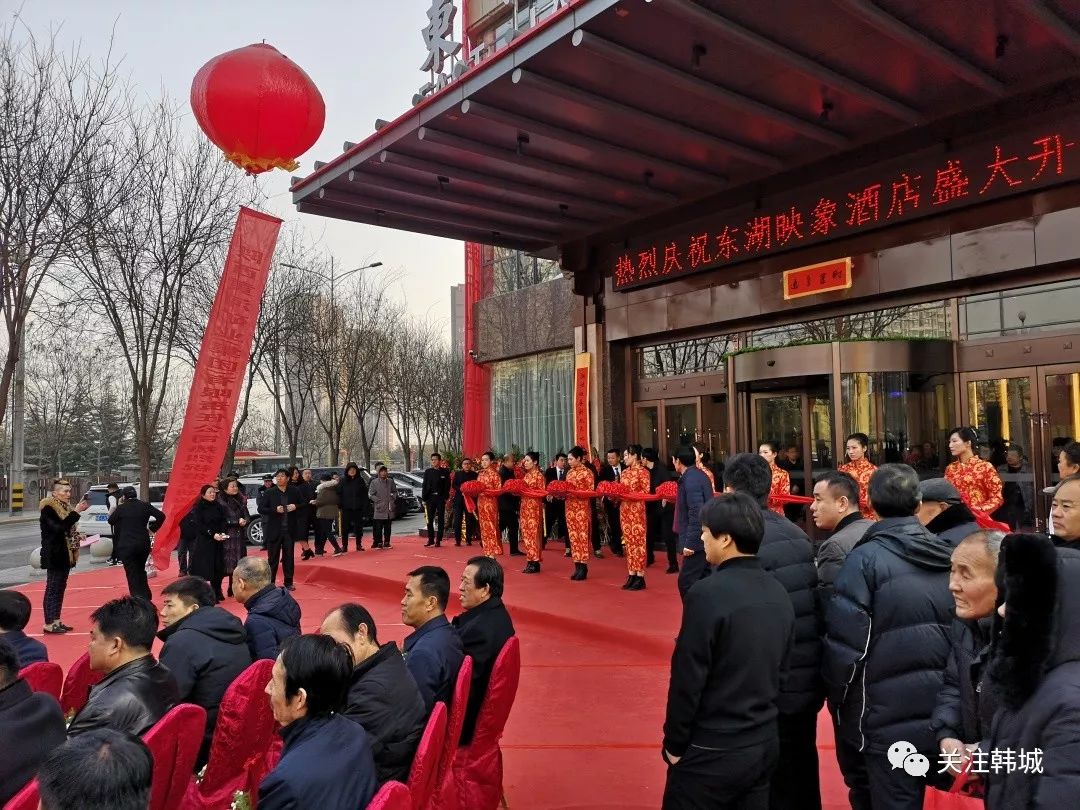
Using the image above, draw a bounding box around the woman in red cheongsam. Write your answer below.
[838,432,878,520]
[476,451,504,558]
[565,446,595,581]
[620,445,651,591]
[519,451,546,574]
[759,441,790,516]
[692,442,716,491]
[945,427,1004,515]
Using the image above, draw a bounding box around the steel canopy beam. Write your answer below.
[571,29,849,148]
[416,126,681,205]
[1015,0,1080,56]
[317,187,560,245]
[664,0,921,125]
[376,150,634,219]
[511,68,783,170]
[459,98,726,183]
[833,0,1005,95]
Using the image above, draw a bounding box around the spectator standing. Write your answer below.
[258,468,301,590]
[217,478,249,596]
[673,446,714,600]
[314,473,344,555]
[320,603,426,783]
[661,492,795,810]
[643,448,674,572]
[105,483,122,567]
[0,590,48,665]
[810,471,873,601]
[402,566,465,712]
[994,445,1033,530]
[916,478,981,547]
[337,462,369,552]
[259,635,378,810]
[422,452,451,547]
[182,484,229,601]
[453,557,516,745]
[37,728,153,810]
[39,479,88,634]
[67,596,179,737]
[544,453,568,555]
[368,466,397,550]
[158,577,252,768]
[0,636,66,806]
[598,448,625,556]
[293,468,317,560]
[498,454,524,556]
[109,485,165,602]
[452,457,480,546]
[233,557,302,661]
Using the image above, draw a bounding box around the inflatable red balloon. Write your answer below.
[190,43,325,175]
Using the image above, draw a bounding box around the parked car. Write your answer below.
[388,472,423,502]
[76,482,168,539]
[237,467,420,547]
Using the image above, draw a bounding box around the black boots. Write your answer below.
[621,575,635,590]
[523,561,541,574]
[570,562,588,580]
[622,575,646,591]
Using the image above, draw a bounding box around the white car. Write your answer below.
[237,476,271,546]
[388,471,423,498]
[77,482,168,538]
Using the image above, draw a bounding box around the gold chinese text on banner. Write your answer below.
[574,353,591,451]
[152,207,283,570]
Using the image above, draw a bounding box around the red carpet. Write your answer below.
[11,540,849,809]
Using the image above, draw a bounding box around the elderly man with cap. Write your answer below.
[108,486,166,601]
[915,478,980,547]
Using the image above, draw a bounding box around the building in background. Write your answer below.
[450,283,466,358]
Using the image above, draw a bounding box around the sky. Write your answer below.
[10,0,464,328]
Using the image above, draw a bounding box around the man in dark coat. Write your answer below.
[0,637,66,806]
[402,566,465,711]
[158,576,252,768]
[321,603,426,783]
[337,462,370,552]
[68,596,179,738]
[917,478,981,546]
[823,464,954,810]
[257,468,301,589]
[294,469,318,554]
[259,635,378,810]
[498,455,523,556]
[108,486,165,602]
[39,479,87,634]
[644,448,676,572]
[451,458,479,546]
[662,492,795,809]
[0,590,48,666]
[422,453,451,547]
[233,557,302,661]
[598,448,625,556]
[810,471,874,603]
[722,453,823,810]
[453,556,516,746]
[544,453,569,554]
[673,446,714,600]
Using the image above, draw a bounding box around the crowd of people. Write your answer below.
[0,551,517,810]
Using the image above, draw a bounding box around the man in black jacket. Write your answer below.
[598,449,625,556]
[916,478,980,547]
[422,453,451,547]
[321,603,426,783]
[233,557,302,661]
[257,468,301,590]
[544,453,569,555]
[450,458,478,546]
[158,577,252,768]
[108,486,165,602]
[68,596,179,737]
[662,492,794,810]
[498,455,523,556]
[0,637,66,806]
[644,448,675,572]
[453,556,516,745]
[823,464,954,810]
[722,453,823,810]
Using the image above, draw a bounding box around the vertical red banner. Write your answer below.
[152,207,283,570]
[573,352,591,450]
[462,241,491,457]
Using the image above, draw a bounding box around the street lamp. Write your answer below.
[281,258,383,314]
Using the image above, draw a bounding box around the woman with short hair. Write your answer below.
[39,479,88,634]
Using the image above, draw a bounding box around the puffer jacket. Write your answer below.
[243,585,302,661]
[759,509,823,714]
[823,516,954,754]
[39,497,80,571]
[315,480,340,520]
[926,502,982,547]
[930,617,995,747]
[67,655,179,737]
[368,477,397,521]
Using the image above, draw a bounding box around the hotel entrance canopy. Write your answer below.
[292,0,1080,259]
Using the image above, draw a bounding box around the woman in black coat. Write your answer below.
[217,479,249,596]
[181,484,229,601]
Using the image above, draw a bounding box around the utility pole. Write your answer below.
[10,325,24,514]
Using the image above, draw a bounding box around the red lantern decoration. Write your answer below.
[190,43,325,175]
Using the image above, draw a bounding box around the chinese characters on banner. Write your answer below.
[574,353,591,452]
[783,258,852,300]
[151,207,283,571]
[612,125,1080,291]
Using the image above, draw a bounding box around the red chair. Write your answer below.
[2,779,38,810]
[19,661,63,702]
[59,651,105,716]
[365,780,412,810]
[451,636,521,810]
[180,659,277,810]
[405,701,448,810]
[143,703,206,810]
[431,656,473,810]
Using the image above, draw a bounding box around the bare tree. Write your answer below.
[381,321,434,469]
[71,99,245,496]
[0,19,125,428]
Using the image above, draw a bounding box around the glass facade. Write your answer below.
[492,247,562,294]
[748,301,951,349]
[960,279,1080,338]
[491,349,574,459]
[636,335,734,379]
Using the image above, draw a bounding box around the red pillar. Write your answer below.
[462,241,491,456]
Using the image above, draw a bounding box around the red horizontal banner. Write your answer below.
[783,258,852,300]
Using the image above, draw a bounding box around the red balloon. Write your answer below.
[190,43,325,175]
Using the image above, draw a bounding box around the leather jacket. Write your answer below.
[67,655,179,737]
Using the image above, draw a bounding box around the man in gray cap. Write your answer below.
[916,478,980,547]
[108,486,166,601]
